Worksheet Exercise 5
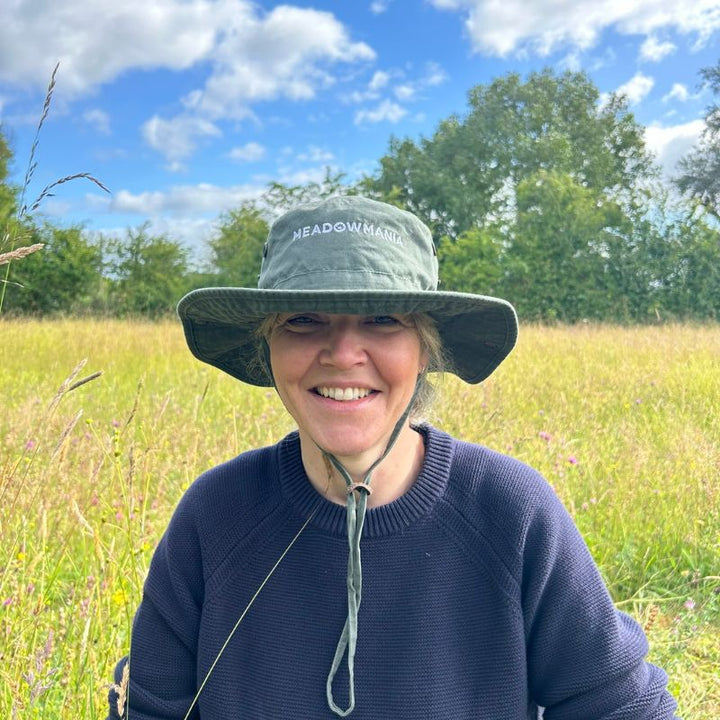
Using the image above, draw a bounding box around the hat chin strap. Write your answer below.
[322,380,421,717]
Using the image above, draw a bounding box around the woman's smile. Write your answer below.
[313,386,376,401]
[269,312,426,470]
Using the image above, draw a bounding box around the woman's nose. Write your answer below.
[320,323,367,368]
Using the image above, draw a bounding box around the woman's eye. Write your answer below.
[367,315,400,326]
[285,314,322,329]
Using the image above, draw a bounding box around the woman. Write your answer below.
[109,196,678,719]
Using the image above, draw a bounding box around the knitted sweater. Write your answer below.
[109,426,679,719]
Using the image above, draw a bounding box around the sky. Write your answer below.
[0,0,718,264]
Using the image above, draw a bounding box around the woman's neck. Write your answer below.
[299,424,425,508]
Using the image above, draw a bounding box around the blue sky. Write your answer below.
[1,0,718,262]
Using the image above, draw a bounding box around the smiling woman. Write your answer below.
[108,195,680,720]
[256,311,447,423]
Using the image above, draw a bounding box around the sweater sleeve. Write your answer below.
[106,487,205,720]
[520,479,679,719]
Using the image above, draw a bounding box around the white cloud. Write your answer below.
[296,146,335,163]
[645,119,704,176]
[346,71,394,103]
[615,73,655,105]
[423,62,448,87]
[639,35,676,62]
[350,61,446,124]
[369,71,391,92]
[0,0,375,164]
[83,108,111,135]
[663,83,690,103]
[354,100,407,124]
[428,0,720,57]
[275,164,343,189]
[142,115,221,167]
[394,84,416,101]
[180,5,375,120]
[0,0,222,95]
[108,181,263,216]
[228,142,266,162]
[88,216,222,258]
[370,1,390,14]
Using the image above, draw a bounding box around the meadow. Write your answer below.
[1,318,718,718]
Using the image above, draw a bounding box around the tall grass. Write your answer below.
[0,63,109,313]
[1,319,718,718]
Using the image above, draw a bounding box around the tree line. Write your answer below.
[1,65,718,322]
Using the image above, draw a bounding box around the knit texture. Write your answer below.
[108,426,679,719]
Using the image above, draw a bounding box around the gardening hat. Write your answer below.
[177,195,518,385]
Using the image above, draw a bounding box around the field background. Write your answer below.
[1,319,718,718]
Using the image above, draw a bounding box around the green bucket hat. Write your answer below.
[178,195,518,385]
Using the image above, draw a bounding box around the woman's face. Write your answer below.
[269,313,426,467]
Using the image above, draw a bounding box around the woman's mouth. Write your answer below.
[314,387,375,401]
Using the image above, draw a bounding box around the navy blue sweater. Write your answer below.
[109,426,678,719]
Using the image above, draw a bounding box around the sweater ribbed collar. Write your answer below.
[275,424,454,538]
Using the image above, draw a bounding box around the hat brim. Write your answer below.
[177,287,518,387]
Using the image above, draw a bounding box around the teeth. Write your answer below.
[318,387,372,401]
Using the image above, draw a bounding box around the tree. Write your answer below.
[208,202,269,288]
[437,225,505,296]
[264,167,351,214]
[1,223,103,315]
[643,200,720,320]
[109,224,189,317]
[0,128,16,225]
[505,171,628,321]
[364,68,654,243]
[676,61,720,218]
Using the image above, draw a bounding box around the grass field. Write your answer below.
[1,318,718,718]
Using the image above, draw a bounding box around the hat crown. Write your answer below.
[259,196,438,292]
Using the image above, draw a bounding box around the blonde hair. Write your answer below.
[254,312,448,421]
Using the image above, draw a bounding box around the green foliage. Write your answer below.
[655,206,720,320]
[0,128,16,222]
[437,225,505,295]
[108,224,190,317]
[365,68,720,323]
[264,166,351,212]
[676,61,720,218]
[505,171,628,321]
[366,68,654,241]
[208,202,269,287]
[1,223,103,314]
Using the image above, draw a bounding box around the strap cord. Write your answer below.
[324,382,420,716]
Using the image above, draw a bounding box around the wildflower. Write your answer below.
[568,455,578,465]
[538,431,552,442]
[684,598,695,611]
[25,440,36,450]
